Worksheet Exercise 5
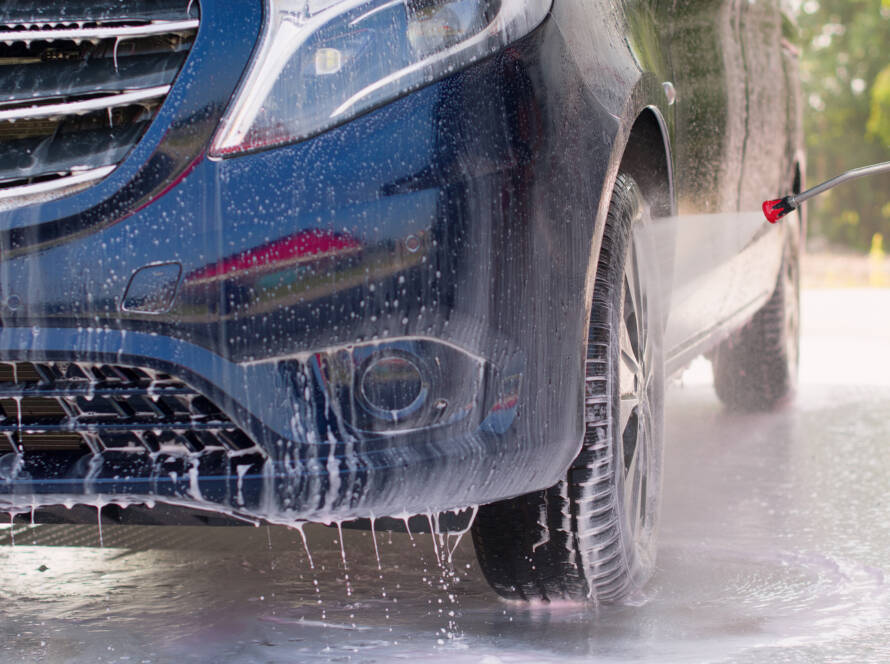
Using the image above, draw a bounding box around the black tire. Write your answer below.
[712,231,800,411]
[471,174,665,602]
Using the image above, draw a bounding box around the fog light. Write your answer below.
[360,353,427,420]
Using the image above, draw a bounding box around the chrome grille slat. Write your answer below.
[0,85,170,122]
[0,19,200,45]
[0,165,114,202]
[0,385,193,398]
[0,0,198,25]
[0,1,198,206]
[0,421,240,433]
[0,361,257,454]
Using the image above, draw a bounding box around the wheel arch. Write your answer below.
[612,105,676,331]
[617,106,675,220]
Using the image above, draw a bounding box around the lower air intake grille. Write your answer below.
[0,361,256,454]
[0,1,199,208]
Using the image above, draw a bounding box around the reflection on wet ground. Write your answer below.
[2,290,890,663]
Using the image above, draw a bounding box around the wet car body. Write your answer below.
[0,1,802,525]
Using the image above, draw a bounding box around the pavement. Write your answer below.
[2,289,890,663]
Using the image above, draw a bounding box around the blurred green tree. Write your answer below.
[867,65,890,145]
[796,0,890,249]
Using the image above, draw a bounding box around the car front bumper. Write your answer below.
[0,3,620,522]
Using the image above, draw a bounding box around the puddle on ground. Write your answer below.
[2,291,890,663]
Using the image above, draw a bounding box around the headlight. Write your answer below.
[210,0,551,157]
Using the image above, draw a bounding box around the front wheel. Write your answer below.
[471,174,665,602]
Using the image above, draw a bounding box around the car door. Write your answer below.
[659,0,750,367]
[720,0,790,318]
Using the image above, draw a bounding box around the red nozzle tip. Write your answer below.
[762,198,793,224]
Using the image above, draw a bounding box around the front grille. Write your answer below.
[0,361,256,454]
[0,1,199,207]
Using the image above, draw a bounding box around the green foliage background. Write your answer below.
[797,0,890,249]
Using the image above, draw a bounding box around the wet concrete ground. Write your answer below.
[2,289,890,663]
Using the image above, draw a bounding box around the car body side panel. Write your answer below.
[660,0,750,358]
[721,0,791,324]
[660,0,793,369]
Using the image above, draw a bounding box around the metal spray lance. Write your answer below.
[762,160,890,223]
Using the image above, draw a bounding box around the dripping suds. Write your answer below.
[370,514,382,570]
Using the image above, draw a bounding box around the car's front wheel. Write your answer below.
[471,174,665,602]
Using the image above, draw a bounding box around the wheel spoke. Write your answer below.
[623,444,637,513]
[624,247,640,325]
[620,319,640,382]
[633,409,651,535]
[619,291,641,409]
[641,303,653,373]
[626,242,646,357]
[624,431,643,533]
[644,360,656,393]
[619,396,637,438]
[636,429,648,530]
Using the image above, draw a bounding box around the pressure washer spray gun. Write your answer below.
[762,160,890,223]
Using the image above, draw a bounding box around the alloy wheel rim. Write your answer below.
[617,233,655,555]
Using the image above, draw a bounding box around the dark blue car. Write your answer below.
[0,0,803,601]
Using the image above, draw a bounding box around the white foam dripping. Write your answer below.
[187,459,202,501]
[294,521,314,569]
[370,514,382,570]
[426,511,443,566]
[324,431,341,511]
[235,463,251,507]
[334,520,353,597]
[447,505,478,563]
[392,512,415,542]
[112,36,121,72]
[95,499,106,547]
